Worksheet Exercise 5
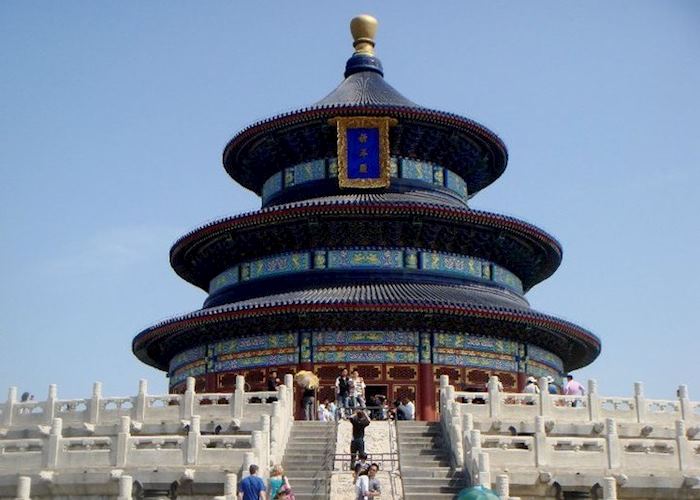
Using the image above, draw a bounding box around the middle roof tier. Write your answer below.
[170,190,562,294]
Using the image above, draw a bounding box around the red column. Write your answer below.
[517,371,528,392]
[419,363,436,421]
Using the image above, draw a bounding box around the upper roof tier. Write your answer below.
[223,15,508,198]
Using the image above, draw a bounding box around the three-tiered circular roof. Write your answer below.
[133,14,600,377]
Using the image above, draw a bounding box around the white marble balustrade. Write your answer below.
[439,375,700,499]
[0,375,294,499]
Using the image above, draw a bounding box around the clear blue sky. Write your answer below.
[1,2,698,401]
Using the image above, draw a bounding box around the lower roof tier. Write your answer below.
[170,191,563,293]
[133,281,600,373]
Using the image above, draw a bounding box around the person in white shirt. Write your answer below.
[351,370,366,408]
[522,376,540,405]
[401,397,415,420]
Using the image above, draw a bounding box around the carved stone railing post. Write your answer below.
[678,385,691,421]
[588,379,600,421]
[462,412,474,434]
[46,384,58,423]
[495,473,510,499]
[45,417,63,468]
[450,402,464,468]
[224,473,237,500]
[478,452,491,488]
[538,377,550,417]
[135,379,148,423]
[89,382,102,425]
[605,418,620,469]
[284,373,294,418]
[116,416,131,467]
[16,476,31,500]
[242,451,254,478]
[487,376,501,419]
[251,430,264,476]
[634,382,646,423]
[676,420,689,471]
[260,414,271,470]
[233,376,245,421]
[186,415,201,465]
[439,375,449,412]
[534,415,547,467]
[466,429,482,480]
[182,377,196,420]
[602,476,617,499]
[3,386,17,427]
[270,401,281,455]
[117,475,133,500]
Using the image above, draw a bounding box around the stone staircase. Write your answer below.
[397,421,465,499]
[281,421,337,500]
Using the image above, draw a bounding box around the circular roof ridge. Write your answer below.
[133,281,599,370]
[170,194,562,261]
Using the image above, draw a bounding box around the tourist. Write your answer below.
[523,376,539,405]
[392,400,408,420]
[335,369,351,419]
[274,489,292,500]
[402,397,415,420]
[563,374,585,407]
[327,399,337,421]
[266,370,280,403]
[368,463,381,497]
[317,400,328,421]
[355,452,370,474]
[267,370,280,391]
[267,465,291,500]
[354,462,369,500]
[351,370,366,408]
[302,385,316,421]
[238,464,266,500]
[368,394,383,420]
[546,376,558,395]
[349,410,370,467]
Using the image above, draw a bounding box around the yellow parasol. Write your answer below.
[294,370,319,389]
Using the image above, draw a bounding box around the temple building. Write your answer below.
[132,14,600,421]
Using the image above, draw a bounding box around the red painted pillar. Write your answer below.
[517,371,528,392]
[419,363,436,421]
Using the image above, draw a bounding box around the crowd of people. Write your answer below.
[307,368,416,422]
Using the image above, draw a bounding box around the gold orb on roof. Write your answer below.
[350,14,378,56]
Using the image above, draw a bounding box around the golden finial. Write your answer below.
[350,14,378,56]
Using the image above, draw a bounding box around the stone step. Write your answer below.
[405,485,464,494]
[404,493,460,500]
[402,476,465,486]
[400,467,456,477]
[284,450,333,463]
[399,439,442,449]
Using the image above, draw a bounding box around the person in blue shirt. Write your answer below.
[238,464,266,500]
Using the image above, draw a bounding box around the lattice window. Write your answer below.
[387,365,417,381]
[217,373,238,391]
[393,385,416,402]
[433,366,461,382]
[351,365,381,380]
[467,369,490,384]
[315,365,346,380]
[245,369,265,384]
[497,372,517,389]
